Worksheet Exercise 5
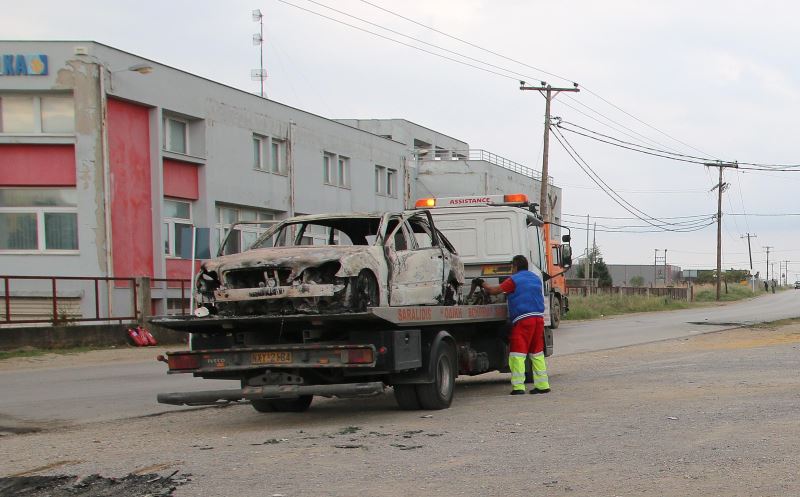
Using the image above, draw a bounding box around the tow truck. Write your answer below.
[153,203,570,412]
[415,193,573,328]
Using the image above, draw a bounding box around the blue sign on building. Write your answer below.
[0,54,49,76]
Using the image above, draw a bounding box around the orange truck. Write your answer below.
[542,221,571,328]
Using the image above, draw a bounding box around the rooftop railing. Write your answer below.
[414,149,554,184]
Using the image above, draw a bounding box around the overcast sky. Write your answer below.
[7,0,800,279]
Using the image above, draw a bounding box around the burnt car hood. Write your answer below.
[203,245,373,274]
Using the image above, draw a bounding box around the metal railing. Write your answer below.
[150,278,192,316]
[415,148,553,184]
[1,275,192,325]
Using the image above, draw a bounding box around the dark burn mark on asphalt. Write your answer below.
[0,473,190,496]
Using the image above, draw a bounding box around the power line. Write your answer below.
[557,121,800,171]
[293,0,718,165]
[357,0,575,85]
[563,212,713,220]
[551,126,715,232]
[276,0,522,81]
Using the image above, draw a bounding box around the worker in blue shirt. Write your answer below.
[476,255,550,395]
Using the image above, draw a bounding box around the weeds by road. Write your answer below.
[565,283,774,320]
[565,294,691,320]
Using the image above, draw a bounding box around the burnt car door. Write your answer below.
[384,214,444,306]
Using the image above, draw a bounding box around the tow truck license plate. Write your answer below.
[251,351,293,365]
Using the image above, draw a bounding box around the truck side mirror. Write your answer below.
[560,245,572,268]
[562,234,571,243]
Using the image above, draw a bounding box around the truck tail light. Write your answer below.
[168,354,200,371]
[344,348,374,364]
[415,198,436,208]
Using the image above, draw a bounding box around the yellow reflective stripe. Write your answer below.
[531,352,544,358]
[511,379,525,385]
[509,352,527,358]
[511,372,526,377]
[533,370,548,376]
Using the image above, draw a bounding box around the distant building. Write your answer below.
[607,264,683,287]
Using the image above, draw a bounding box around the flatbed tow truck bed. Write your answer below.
[152,303,549,411]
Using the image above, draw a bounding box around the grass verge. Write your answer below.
[565,294,691,320]
[565,284,768,321]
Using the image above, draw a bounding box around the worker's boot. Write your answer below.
[529,388,551,394]
[510,390,525,395]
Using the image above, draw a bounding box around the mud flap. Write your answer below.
[544,326,553,357]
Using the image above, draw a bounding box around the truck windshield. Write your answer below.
[251,217,382,248]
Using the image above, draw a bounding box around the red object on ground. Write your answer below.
[127,327,147,347]
[139,326,157,346]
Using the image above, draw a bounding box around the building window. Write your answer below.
[337,156,350,187]
[163,198,192,257]
[271,139,284,173]
[215,204,275,255]
[323,152,335,185]
[0,188,78,252]
[375,165,386,194]
[165,118,188,154]
[375,166,398,198]
[253,134,266,170]
[387,168,397,198]
[0,94,75,134]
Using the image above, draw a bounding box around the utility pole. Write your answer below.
[591,222,597,280]
[654,249,658,287]
[763,246,772,283]
[706,162,739,301]
[741,233,757,291]
[519,81,579,223]
[585,214,590,284]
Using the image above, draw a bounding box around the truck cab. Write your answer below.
[416,194,572,327]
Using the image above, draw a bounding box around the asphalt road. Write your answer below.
[1,290,798,429]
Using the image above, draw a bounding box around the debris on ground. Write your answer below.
[0,472,190,496]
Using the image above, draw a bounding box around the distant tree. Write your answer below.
[629,275,644,287]
[577,247,611,286]
[695,270,716,285]
[594,257,612,287]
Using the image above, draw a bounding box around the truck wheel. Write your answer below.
[415,340,456,410]
[550,296,561,329]
[251,395,313,413]
[393,384,421,410]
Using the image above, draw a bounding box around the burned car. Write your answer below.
[195,210,465,316]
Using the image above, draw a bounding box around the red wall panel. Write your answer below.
[163,159,199,200]
[107,98,153,277]
[166,258,201,283]
[0,144,76,186]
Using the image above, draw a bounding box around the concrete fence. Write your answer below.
[567,286,690,300]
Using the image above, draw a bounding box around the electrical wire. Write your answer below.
[551,126,715,232]
[557,121,800,171]
[290,0,718,163]
[275,0,522,82]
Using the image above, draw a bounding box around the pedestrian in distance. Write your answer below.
[764,281,769,292]
[474,255,550,396]
[771,279,776,294]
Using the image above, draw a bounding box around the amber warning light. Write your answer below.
[503,193,528,204]
[415,198,436,208]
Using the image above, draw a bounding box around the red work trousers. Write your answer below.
[509,316,545,355]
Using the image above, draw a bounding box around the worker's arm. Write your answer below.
[472,277,514,296]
